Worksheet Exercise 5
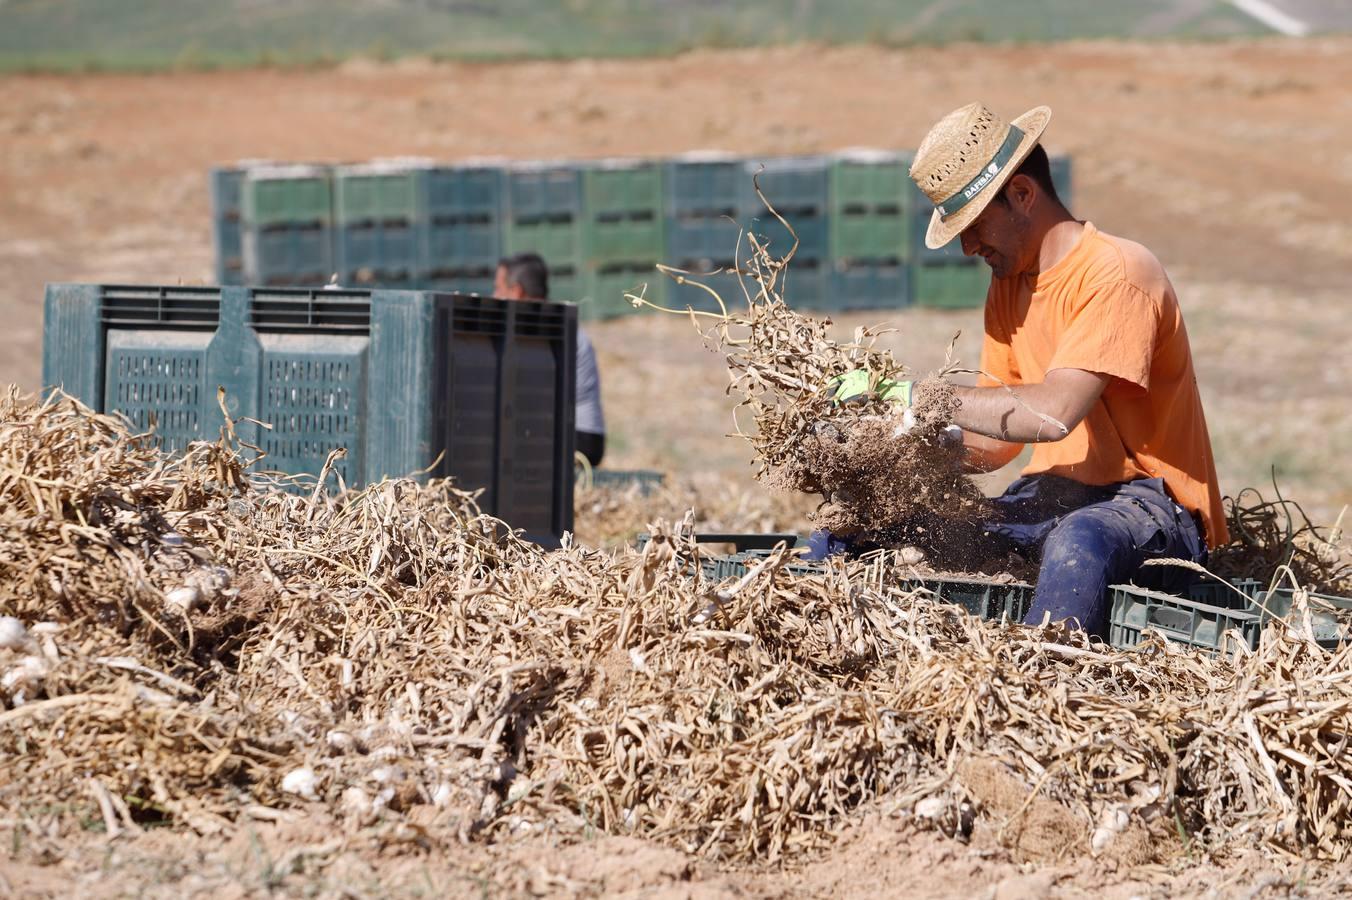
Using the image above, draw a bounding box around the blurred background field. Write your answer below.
[1,25,1349,524]
[0,0,1311,72]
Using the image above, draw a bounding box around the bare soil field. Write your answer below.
[1,38,1350,896]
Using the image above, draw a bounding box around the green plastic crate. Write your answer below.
[334,161,428,225]
[503,162,583,291]
[581,157,665,278]
[503,219,581,273]
[829,150,913,262]
[664,153,743,284]
[904,576,1032,623]
[584,263,663,320]
[211,167,247,285]
[635,532,799,553]
[335,221,422,286]
[242,223,335,286]
[1109,584,1262,655]
[576,468,665,496]
[829,259,910,311]
[423,163,505,281]
[242,164,333,228]
[700,549,824,582]
[1254,588,1352,649]
[912,260,988,310]
[583,160,661,213]
[1050,154,1073,207]
[42,284,578,544]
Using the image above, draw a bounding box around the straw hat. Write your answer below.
[910,103,1052,249]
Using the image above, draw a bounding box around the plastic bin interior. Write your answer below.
[1109,583,1262,655]
[42,283,576,543]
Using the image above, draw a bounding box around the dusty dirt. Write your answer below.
[2,37,1351,896]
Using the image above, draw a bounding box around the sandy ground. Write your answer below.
[1,38,1351,895]
[1,38,1350,523]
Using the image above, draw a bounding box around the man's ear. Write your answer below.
[1006,174,1038,213]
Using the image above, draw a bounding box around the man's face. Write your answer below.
[493,266,524,300]
[958,183,1035,280]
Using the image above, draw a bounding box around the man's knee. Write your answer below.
[1042,508,1133,569]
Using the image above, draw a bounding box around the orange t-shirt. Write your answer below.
[979,222,1229,548]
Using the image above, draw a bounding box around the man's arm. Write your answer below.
[951,367,1110,444]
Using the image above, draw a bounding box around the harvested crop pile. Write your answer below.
[3,389,1352,875]
[630,204,988,555]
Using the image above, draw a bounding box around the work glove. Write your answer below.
[827,369,963,445]
[828,368,917,436]
[829,369,914,407]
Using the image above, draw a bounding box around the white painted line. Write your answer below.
[1230,0,1311,36]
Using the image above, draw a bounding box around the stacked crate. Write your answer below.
[423,161,505,296]
[828,150,912,311]
[740,156,830,309]
[333,160,427,289]
[907,170,988,310]
[216,151,1074,314]
[241,165,334,286]
[662,152,743,314]
[210,166,247,286]
[582,159,665,318]
[502,161,584,306]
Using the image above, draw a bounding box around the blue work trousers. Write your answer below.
[804,474,1207,637]
[988,475,1206,636]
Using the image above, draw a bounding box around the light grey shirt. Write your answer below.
[576,328,604,436]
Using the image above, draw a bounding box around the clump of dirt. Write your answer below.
[784,375,984,540]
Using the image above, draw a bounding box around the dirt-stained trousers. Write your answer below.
[986,474,1207,637]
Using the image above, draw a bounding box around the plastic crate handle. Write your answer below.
[1146,605,1194,638]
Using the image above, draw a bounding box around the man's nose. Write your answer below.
[958,229,980,257]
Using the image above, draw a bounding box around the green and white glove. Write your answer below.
[829,369,917,436]
[830,369,914,407]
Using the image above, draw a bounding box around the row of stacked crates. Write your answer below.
[211,152,1072,317]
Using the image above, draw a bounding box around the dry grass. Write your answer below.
[2,389,1352,881]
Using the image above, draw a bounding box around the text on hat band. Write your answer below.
[934,124,1026,220]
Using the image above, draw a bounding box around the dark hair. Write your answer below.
[996,143,1064,208]
[497,252,549,300]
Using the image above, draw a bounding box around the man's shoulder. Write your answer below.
[1081,225,1170,294]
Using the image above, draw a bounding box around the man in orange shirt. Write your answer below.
[903,102,1227,635]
